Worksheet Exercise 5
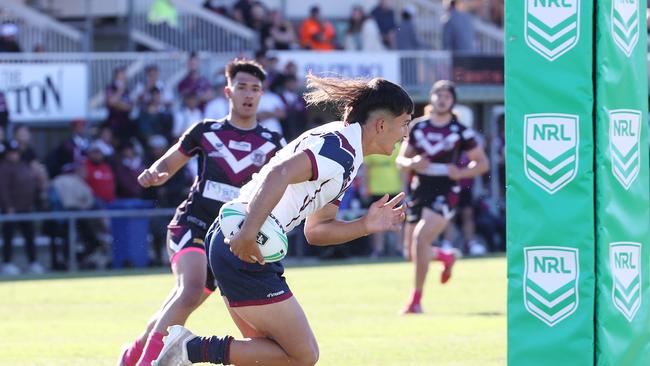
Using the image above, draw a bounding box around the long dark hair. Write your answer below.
[303,75,414,124]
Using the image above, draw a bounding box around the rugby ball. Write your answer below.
[218,201,288,263]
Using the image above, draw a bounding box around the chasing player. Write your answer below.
[397,80,489,314]
[117,59,285,366]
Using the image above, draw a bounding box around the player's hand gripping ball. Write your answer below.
[218,201,288,263]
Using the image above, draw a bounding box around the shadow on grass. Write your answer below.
[466,311,505,317]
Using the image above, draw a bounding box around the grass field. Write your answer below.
[0,256,506,366]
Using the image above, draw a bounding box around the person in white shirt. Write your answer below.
[203,84,229,120]
[173,92,203,138]
[154,75,414,366]
[256,83,286,135]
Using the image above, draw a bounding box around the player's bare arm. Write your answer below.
[395,142,429,173]
[304,192,406,245]
[137,142,191,188]
[227,151,313,264]
[447,146,490,181]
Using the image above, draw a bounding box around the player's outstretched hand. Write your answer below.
[364,192,406,234]
[226,231,266,265]
[137,169,169,188]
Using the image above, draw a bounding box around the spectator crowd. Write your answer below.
[0,0,509,275]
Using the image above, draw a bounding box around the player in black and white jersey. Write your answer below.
[396,80,489,314]
[117,60,284,366]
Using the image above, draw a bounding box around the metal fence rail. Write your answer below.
[398,50,452,100]
[390,0,504,54]
[0,207,372,272]
[0,208,176,272]
[0,1,82,52]
[132,0,257,52]
[0,52,240,117]
[0,50,505,118]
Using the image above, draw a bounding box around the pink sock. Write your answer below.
[136,332,165,366]
[410,290,423,305]
[432,248,441,261]
[122,339,145,366]
[435,248,451,261]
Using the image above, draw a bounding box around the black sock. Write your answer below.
[186,335,234,364]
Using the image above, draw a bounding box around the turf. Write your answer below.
[0,256,506,365]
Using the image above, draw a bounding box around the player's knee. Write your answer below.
[295,343,319,366]
[177,282,205,309]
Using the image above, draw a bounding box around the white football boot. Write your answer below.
[152,325,196,366]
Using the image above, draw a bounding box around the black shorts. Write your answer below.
[406,176,460,223]
[457,187,473,209]
[166,222,217,292]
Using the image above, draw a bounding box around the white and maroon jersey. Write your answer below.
[171,119,285,231]
[237,121,364,233]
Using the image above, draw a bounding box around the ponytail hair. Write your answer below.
[303,75,414,124]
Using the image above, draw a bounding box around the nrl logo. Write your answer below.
[525,0,580,61]
[524,114,579,194]
[612,0,640,57]
[610,242,642,322]
[609,109,641,190]
[524,246,579,327]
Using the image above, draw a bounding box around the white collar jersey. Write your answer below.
[237,121,364,233]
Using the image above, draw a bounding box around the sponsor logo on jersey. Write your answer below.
[524,113,579,194]
[228,140,252,152]
[610,242,642,322]
[612,0,640,57]
[252,149,267,167]
[426,132,444,141]
[609,109,641,189]
[524,246,579,326]
[525,0,580,61]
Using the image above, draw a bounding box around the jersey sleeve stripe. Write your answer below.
[303,149,319,181]
[178,145,195,157]
[335,131,356,156]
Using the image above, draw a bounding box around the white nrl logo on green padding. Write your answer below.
[524,247,579,327]
[610,242,642,322]
[525,0,580,61]
[524,114,579,194]
[609,109,641,190]
[612,0,639,57]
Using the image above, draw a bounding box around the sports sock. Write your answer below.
[434,248,448,261]
[122,338,145,366]
[136,332,165,366]
[187,335,234,364]
[409,289,423,306]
